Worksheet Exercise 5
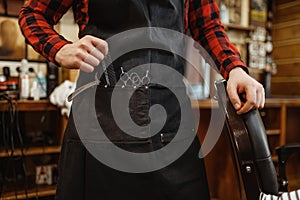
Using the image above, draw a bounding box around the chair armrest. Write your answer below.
[276,143,300,162]
[276,143,300,192]
[215,80,279,198]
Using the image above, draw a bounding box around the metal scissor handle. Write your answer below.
[67,72,100,102]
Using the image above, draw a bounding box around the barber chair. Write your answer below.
[214,80,300,200]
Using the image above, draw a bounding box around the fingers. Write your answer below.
[256,87,265,109]
[236,86,257,115]
[236,83,265,115]
[227,67,265,115]
[90,37,108,57]
[55,35,108,72]
[85,53,101,67]
[78,36,107,61]
[226,83,242,110]
[79,61,95,73]
[77,36,108,71]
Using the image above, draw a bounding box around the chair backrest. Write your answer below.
[215,80,279,200]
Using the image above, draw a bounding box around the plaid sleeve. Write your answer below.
[18,0,81,63]
[186,0,248,80]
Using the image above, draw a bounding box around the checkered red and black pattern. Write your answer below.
[186,0,248,79]
[19,0,247,79]
[19,0,89,63]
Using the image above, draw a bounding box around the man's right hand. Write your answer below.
[55,35,108,73]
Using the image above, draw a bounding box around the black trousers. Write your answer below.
[56,114,210,200]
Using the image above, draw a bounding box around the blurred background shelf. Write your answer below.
[1,185,56,200]
[0,146,61,158]
[0,100,57,111]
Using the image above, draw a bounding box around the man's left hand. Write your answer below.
[226,67,265,115]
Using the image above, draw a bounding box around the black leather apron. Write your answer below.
[56,0,210,199]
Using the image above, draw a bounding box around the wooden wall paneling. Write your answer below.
[271,82,300,96]
[274,0,299,7]
[273,22,300,41]
[271,62,300,96]
[272,43,300,60]
[273,1,300,23]
[285,107,300,144]
[272,63,300,77]
[271,0,300,97]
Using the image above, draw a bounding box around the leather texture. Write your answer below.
[215,80,278,200]
[243,109,278,196]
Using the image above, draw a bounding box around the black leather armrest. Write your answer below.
[276,143,300,192]
[276,143,300,162]
[215,80,279,198]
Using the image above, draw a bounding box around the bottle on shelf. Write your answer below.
[36,68,47,99]
[19,58,30,100]
[30,79,40,100]
[220,3,229,24]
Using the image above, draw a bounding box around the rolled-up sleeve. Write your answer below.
[19,0,74,63]
[186,0,248,80]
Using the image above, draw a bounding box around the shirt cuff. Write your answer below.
[43,38,72,66]
[221,59,249,80]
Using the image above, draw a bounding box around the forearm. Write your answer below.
[187,0,248,80]
[18,0,72,63]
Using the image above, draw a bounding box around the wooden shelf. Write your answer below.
[0,146,61,158]
[192,98,300,109]
[249,67,264,74]
[265,98,300,107]
[1,185,56,200]
[223,23,255,31]
[266,129,281,136]
[0,100,58,111]
[191,99,218,109]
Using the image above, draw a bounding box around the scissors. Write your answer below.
[67,72,100,102]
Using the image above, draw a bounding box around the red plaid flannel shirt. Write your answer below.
[19,0,247,79]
